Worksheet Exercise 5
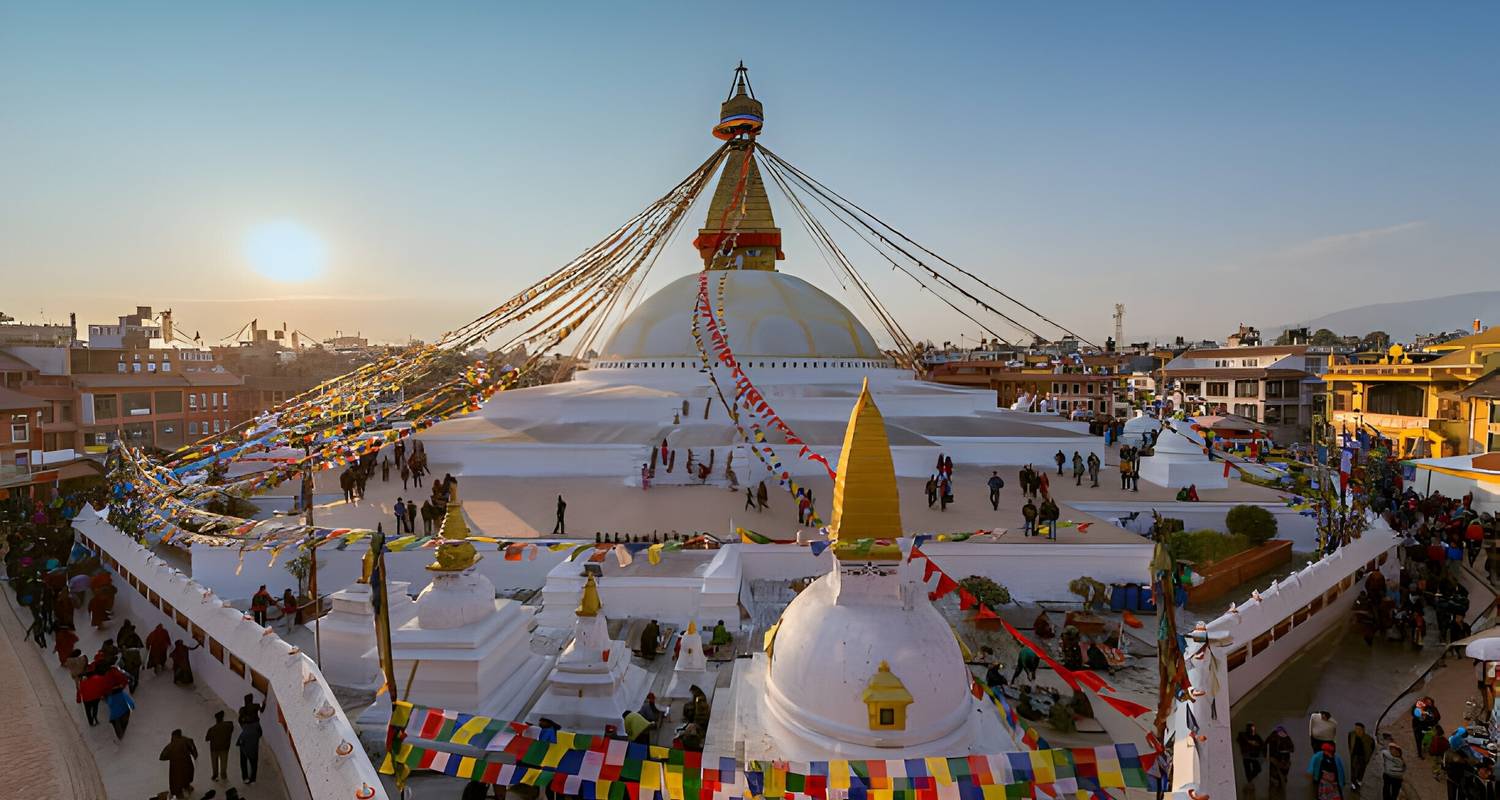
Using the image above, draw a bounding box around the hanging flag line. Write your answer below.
[905,545,1159,731]
[690,270,830,527]
[381,700,1150,799]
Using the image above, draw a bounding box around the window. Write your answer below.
[1264,405,1283,425]
[161,360,171,372]
[879,708,894,726]
[1490,431,1500,453]
[1206,382,1228,397]
[1181,382,1201,396]
[1491,402,1500,425]
[210,393,218,410]
[1333,393,1347,411]
[131,362,141,372]
[188,393,197,410]
[59,402,72,423]
[1235,380,1258,398]
[188,422,198,435]
[212,420,221,433]
[155,391,182,413]
[1266,381,1283,399]
[10,414,28,443]
[93,394,119,420]
[122,392,152,416]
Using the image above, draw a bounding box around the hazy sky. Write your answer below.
[3,3,1497,348]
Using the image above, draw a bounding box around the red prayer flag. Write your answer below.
[932,573,959,600]
[958,589,978,611]
[976,605,999,620]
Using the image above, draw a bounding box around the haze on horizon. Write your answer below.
[2,3,1497,349]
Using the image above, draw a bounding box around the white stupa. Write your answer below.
[1137,417,1228,489]
[356,494,552,726]
[316,577,418,689]
[665,620,710,699]
[420,83,1099,482]
[528,575,651,734]
[721,382,1009,759]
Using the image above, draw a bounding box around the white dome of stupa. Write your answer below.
[763,570,975,748]
[414,570,498,630]
[599,270,885,361]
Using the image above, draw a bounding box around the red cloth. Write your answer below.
[78,673,110,702]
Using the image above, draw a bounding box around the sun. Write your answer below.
[243,220,328,282]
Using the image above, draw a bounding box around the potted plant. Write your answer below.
[958,576,1011,630]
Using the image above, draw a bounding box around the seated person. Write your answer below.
[639,693,665,729]
[1085,641,1111,672]
[709,619,733,651]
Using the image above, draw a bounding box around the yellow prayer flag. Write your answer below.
[925,757,953,785]
[451,714,492,745]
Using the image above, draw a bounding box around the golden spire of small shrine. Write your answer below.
[438,485,470,540]
[829,379,903,549]
[576,574,602,618]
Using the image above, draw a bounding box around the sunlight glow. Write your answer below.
[244,220,328,282]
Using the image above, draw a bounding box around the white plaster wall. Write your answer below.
[76,515,388,800]
[190,540,570,601]
[1168,520,1398,799]
[1068,500,1323,551]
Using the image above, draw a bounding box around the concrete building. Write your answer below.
[1324,327,1500,458]
[1461,370,1500,454]
[1161,345,1316,442]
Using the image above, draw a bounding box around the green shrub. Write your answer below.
[959,576,1012,608]
[1164,529,1250,566]
[1225,504,1278,546]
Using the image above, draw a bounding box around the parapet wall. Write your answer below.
[75,515,388,800]
[1167,520,1397,798]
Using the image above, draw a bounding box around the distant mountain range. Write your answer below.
[1271,291,1500,343]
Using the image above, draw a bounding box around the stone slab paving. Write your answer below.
[0,582,107,799]
[2,573,290,800]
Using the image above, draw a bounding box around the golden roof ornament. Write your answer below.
[830,379,903,558]
[576,574,602,618]
[427,485,480,572]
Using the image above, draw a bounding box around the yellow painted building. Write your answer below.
[1323,326,1500,457]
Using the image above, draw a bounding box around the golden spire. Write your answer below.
[686,619,698,635]
[576,574,602,618]
[830,379,903,547]
[693,64,782,271]
[438,485,470,540]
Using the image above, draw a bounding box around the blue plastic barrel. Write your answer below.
[1110,585,1127,612]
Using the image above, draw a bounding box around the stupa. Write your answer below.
[1137,417,1228,489]
[421,66,1098,481]
[527,574,651,733]
[356,489,552,725]
[665,620,710,699]
[719,380,1009,759]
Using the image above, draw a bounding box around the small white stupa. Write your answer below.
[356,490,552,726]
[1137,417,1229,489]
[665,620,709,699]
[316,574,418,690]
[528,574,650,733]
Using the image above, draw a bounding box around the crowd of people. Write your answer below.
[3,508,267,798]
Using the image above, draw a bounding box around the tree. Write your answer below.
[1361,331,1391,350]
[1225,504,1278,546]
[1308,328,1342,346]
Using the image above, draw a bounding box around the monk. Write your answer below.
[53,626,79,666]
[159,728,199,798]
[145,623,171,673]
[639,619,661,660]
[53,590,75,629]
[1034,610,1056,640]
[87,585,113,628]
[170,639,202,686]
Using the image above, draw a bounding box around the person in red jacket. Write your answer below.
[250,585,273,626]
[78,668,111,727]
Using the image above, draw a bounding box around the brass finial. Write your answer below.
[830,379,902,547]
[576,574,602,618]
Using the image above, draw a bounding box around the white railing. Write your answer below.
[75,515,388,800]
[1167,519,1398,798]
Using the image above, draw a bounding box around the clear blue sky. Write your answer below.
[2,2,1496,347]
